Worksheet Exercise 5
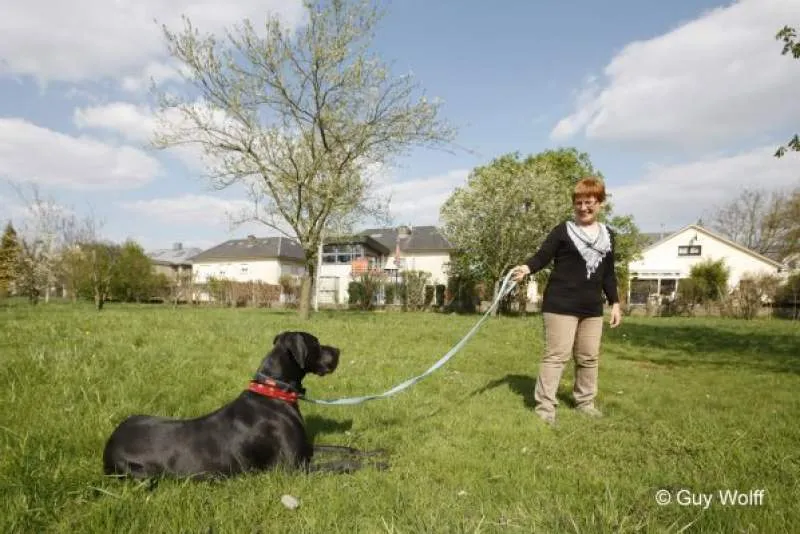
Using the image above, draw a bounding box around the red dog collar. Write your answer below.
[248,380,300,404]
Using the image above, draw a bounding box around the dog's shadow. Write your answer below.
[305,414,353,443]
[471,374,575,409]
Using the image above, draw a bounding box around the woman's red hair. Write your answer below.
[572,177,606,203]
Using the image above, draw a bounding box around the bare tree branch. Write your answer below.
[709,186,800,259]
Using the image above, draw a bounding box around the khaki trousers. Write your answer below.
[534,312,603,417]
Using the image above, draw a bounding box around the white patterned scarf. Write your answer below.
[566,221,612,279]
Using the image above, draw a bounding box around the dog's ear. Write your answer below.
[272,331,321,371]
[290,332,322,370]
[289,333,308,368]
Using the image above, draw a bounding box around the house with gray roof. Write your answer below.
[147,242,203,281]
[628,224,786,305]
[190,235,306,291]
[358,225,453,281]
[315,225,454,306]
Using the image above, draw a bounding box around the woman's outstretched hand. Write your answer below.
[511,265,530,282]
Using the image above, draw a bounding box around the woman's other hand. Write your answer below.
[609,303,622,328]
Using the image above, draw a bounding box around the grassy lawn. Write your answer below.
[1,302,799,533]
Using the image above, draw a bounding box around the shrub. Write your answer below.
[384,283,400,305]
[722,273,781,319]
[424,285,434,307]
[204,277,281,307]
[672,278,705,316]
[775,273,800,320]
[423,284,446,309]
[402,270,430,311]
[278,274,302,305]
[689,258,730,303]
[348,281,365,307]
[348,271,385,310]
[435,284,446,307]
[445,274,478,313]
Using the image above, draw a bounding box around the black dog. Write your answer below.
[103,331,386,479]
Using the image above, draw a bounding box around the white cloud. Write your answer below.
[0,118,162,190]
[552,0,800,150]
[610,146,800,231]
[119,194,252,226]
[376,169,469,226]
[74,102,158,144]
[120,61,187,94]
[74,101,246,171]
[0,0,306,85]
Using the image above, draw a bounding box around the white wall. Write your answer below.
[318,264,353,304]
[280,262,307,277]
[193,259,303,284]
[629,227,783,289]
[392,252,451,284]
[316,252,452,305]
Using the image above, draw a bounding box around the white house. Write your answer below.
[146,242,203,282]
[363,225,452,284]
[191,235,306,301]
[628,224,786,304]
[316,233,392,305]
[316,225,456,306]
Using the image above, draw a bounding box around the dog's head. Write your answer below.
[264,331,340,380]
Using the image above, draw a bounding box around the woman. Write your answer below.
[511,176,621,425]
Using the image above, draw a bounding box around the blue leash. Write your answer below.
[301,270,519,405]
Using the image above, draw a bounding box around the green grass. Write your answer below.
[1,302,799,533]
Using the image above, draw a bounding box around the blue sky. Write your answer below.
[1,0,799,252]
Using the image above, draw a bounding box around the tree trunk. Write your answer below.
[297,254,318,320]
[95,290,104,310]
[298,274,313,320]
[491,278,501,316]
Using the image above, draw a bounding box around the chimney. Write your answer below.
[395,225,411,269]
[172,242,182,251]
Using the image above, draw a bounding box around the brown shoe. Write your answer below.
[535,411,556,425]
[576,405,603,418]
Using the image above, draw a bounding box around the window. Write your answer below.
[321,243,370,264]
[678,245,701,256]
[660,279,677,297]
[629,279,658,305]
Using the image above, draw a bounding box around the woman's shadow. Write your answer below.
[470,374,576,409]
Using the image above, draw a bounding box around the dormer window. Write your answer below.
[678,245,701,256]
